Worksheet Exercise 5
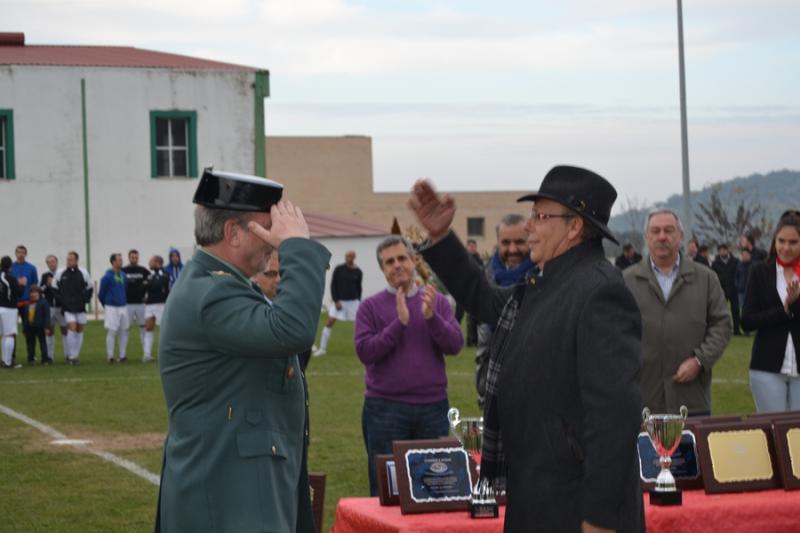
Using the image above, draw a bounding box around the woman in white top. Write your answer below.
[742,210,800,412]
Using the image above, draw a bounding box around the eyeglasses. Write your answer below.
[529,209,575,223]
[262,270,279,278]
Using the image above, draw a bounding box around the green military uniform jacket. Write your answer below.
[156,238,330,533]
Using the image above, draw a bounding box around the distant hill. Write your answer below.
[608,169,800,235]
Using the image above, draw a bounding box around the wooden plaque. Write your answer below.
[375,454,400,506]
[308,472,326,533]
[695,421,781,493]
[773,420,800,490]
[746,411,800,424]
[393,439,474,514]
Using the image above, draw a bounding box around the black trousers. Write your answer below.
[25,328,48,362]
[727,296,741,334]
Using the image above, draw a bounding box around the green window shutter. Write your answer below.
[0,109,15,180]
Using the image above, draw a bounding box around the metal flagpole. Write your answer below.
[677,0,693,237]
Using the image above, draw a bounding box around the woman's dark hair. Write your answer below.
[768,210,800,262]
[0,256,11,271]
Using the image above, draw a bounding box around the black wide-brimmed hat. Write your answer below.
[517,165,619,244]
[193,168,283,212]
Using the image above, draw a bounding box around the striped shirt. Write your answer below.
[650,254,681,300]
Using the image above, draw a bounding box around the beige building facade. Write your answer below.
[266,135,531,254]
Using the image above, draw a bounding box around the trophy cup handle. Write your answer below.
[679,405,688,420]
[642,407,651,422]
[447,407,460,429]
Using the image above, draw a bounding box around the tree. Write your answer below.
[693,185,774,249]
[618,196,649,252]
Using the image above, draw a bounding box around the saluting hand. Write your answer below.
[396,289,410,326]
[248,201,310,248]
[421,284,436,320]
[408,179,456,242]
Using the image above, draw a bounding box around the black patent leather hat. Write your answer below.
[517,165,619,244]
[193,168,283,212]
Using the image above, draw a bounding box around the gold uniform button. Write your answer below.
[287,366,295,379]
[271,445,277,456]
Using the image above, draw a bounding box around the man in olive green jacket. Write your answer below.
[156,170,330,533]
[624,209,732,415]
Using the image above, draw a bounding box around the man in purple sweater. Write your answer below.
[355,236,464,496]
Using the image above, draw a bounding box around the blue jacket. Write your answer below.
[11,261,38,302]
[99,269,127,307]
[22,299,51,332]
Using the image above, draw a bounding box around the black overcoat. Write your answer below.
[423,232,645,533]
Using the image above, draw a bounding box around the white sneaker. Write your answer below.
[143,356,153,363]
[312,349,326,357]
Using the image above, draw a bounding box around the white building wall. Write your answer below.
[314,236,391,309]
[0,65,256,279]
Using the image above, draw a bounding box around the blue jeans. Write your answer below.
[362,397,450,496]
[750,369,800,413]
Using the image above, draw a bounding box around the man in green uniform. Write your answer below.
[156,169,330,533]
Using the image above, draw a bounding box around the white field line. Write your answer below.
[0,373,751,384]
[0,403,160,486]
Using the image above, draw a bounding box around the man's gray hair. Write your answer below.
[375,236,413,266]
[194,205,251,246]
[644,208,685,236]
[495,213,526,239]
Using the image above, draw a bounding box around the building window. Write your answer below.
[0,109,14,180]
[467,217,485,238]
[150,111,198,178]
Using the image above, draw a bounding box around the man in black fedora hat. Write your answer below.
[156,168,330,533]
[409,165,644,533]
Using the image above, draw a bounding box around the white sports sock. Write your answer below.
[66,331,77,359]
[144,331,154,358]
[106,330,116,359]
[2,336,14,366]
[319,326,333,352]
[75,332,85,359]
[45,335,55,360]
[118,330,129,358]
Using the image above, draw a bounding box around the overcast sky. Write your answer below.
[5,0,799,212]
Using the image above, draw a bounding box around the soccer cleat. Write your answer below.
[312,349,326,357]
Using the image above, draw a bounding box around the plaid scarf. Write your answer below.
[480,281,527,486]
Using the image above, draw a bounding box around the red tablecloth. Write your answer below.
[331,490,800,533]
[331,498,505,533]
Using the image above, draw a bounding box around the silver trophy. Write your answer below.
[642,405,688,506]
[447,407,499,518]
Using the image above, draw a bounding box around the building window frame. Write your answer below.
[0,109,15,180]
[467,216,485,238]
[149,110,198,178]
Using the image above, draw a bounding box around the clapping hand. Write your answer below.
[396,289,410,326]
[248,201,310,248]
[421,284,436,319]
[408,180,456,242]
[785,278,800,313]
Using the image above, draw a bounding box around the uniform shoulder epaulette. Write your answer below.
[209,270,232,277]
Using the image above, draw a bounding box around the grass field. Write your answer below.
[0,318,756,532]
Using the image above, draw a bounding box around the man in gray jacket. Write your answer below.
[624,209,732,416]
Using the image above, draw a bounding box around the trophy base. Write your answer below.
[649,489,682,506]
[470,501,499,519]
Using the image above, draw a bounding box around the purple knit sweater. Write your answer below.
[355,288,464,404]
